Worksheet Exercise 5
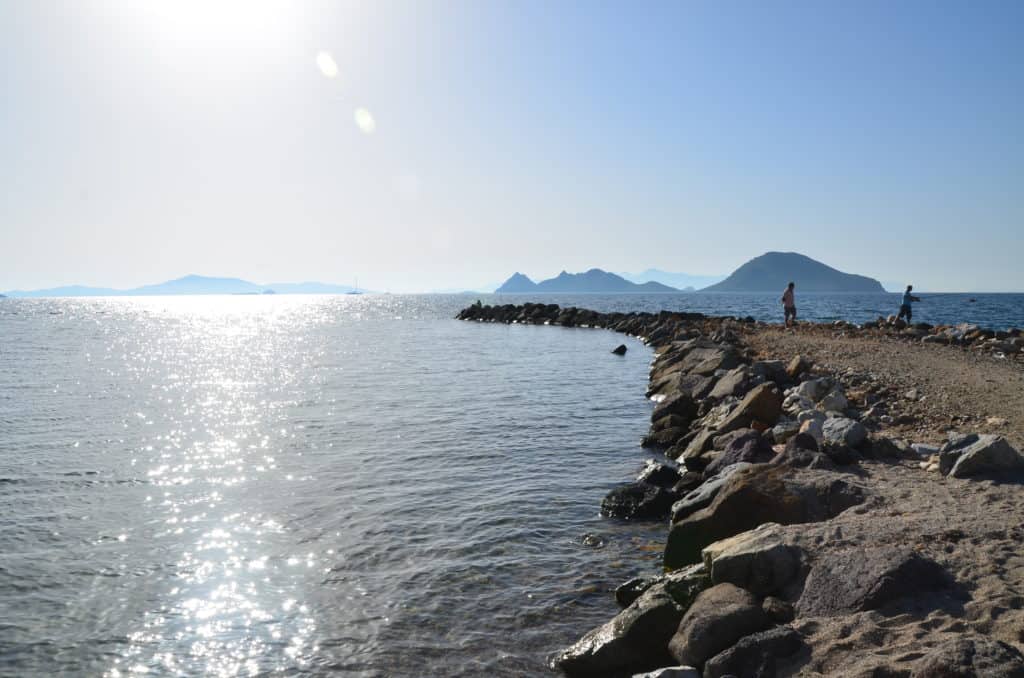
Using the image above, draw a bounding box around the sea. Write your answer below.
[1,292,1021,677]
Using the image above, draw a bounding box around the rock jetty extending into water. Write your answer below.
[457,302,1024,677]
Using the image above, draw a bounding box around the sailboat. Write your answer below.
[346,277,363,295]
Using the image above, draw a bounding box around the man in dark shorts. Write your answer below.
[782,282,796,327]
[897,284,921,322]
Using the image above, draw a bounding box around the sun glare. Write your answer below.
[316,51,339,79]
[144,0,296,44]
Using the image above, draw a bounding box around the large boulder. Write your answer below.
[665,466,865,570]
[667,583,771,669]
[822,417,868,448]
[555,587,684,677]
[938,434,1024,478]
[642,427,688,449]
[702,523,802,596]
[816,387,849,413]
[751,360,787,385]
[702,431,775,478]
[790,377,831,403]
[797,547,949,618]
[670,463,752,522]
[679,429,717,464]
[602,482,675,520]
[910,635,1024,677]
[703,626,804,678]
[716,384,783,434]
[786,355,811,379]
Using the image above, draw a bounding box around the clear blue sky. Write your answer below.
[2,1,1022,292]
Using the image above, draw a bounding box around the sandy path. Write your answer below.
[744,325,1024,448]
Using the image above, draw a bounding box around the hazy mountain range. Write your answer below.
[495,269,681,294]
[2,275,365,297]
[2,253,891,298]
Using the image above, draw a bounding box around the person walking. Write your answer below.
[897,285,921,322]
[781,282,796,327]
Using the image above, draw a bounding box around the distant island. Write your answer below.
[496,269,681,294]
[2,274,367,298]
[701,252,886,293]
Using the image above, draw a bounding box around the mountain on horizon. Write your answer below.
[619,268,725,291]
[701,252,886,293]
[495,268,680,294]
[2,274,365,297]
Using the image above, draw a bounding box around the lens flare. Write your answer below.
[354,108,376,134]
[316,51,338,78]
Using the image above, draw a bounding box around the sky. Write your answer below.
[1,1,1022,293]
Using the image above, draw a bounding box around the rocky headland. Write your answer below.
[456,302,1024,678]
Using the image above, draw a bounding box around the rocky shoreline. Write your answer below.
[456,302,1024,678]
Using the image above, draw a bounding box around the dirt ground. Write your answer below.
[744,324,1024,449]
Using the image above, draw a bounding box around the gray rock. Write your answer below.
[770,418,800,444]
[938,434,1024,478]
[797,547,948,618]
[910,635,1024,677]
[651,392,699,427]
[702,523,802,596]
[631,667,700,678]
[912,442,940,457]
[822,417,868,448]
[716,384,783,433]
[703,431,775,478]
[602,482,675,520]
[670,463,752,523]
[612,344,628,355]
[661,562,712,610]
[680,429,718,464]
[751,360,787,385]
[708,366,755,401]
[615,576,658,608]
[554,587,683,677]
[816,387,849,413]
[703,626,804,678]
[637,460,683,489]
[667,583,771,668]
[790,377,831,403]
[762,596,794,622]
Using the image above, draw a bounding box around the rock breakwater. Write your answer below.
[457,303,1024,677]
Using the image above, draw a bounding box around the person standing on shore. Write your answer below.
[782,282,796,327]
[897,285,921,322]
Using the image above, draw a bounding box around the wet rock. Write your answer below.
[703,626,804,678]
[637,460,683,489]
[612,344,628,355]
[702,522,802,596]
[670,463,752,522]
[652,392,699,427]
[631,667,700,678]
[665,466,865,569]
[679,429,718,464]
[672,471,704,495]
[555,587,684,677]
[615,576,658,608]
[602,482,675,520]
[716,384,783,434]
[667,583,771,668]
[938,434,1024,478]
[797,547,949,618]
[910,635,1024,677]
[822,417,868,448]
[652,414,690,432]
[642,427,689,449]
[661,562,712,610]
[702,431,775,478]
